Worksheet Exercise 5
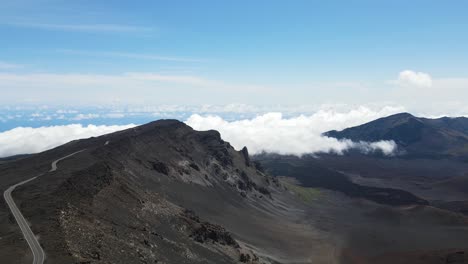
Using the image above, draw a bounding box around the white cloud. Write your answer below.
[104,113,126,118]
[398,70,433,87]
[0,124,135,157]
[185,106,401,156]
[72,113,100,120]
[30,112,43,117]
[56,109,78,114]
[358,140,397,156]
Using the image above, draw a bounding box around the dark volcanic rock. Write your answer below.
[183,209,239,247]
[257,186,271,196]
[151,160,169,175]
[446,251,465,263]
[191,222,239,247]
[1,119,276,264]
[189,162,201,171]
[61,162,114,199]
[324,113,468,159]
[241,146,251,167]
[256,154,428,206]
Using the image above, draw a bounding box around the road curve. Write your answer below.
[3,150,85,264]
[49,150,85,172]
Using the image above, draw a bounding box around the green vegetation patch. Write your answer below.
[284,182,321,203]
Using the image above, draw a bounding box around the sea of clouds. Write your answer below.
[186,106,399,156]
[0,124,135,157]
[0,106,403,158]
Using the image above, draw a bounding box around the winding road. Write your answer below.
[3,150,85,264]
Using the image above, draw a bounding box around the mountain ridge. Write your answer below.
[0,119,315,264]
[324,112,468,159]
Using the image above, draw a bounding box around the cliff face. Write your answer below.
[8,120,288,264]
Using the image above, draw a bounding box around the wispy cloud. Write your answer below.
[0,61,23,69]
[58,49,204,62]
[0,72,271,104]
[125,72,214,85]
[0,72,268,92]
[0,72,217,87]
[5,22,153,33]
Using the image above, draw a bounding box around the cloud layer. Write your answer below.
[185,107,400,156]
[0,124,135,157]
[1,69,467,114]
[0,106,403,158]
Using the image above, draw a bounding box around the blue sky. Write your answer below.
[1,1,468,156]
[3,1,468,75]
[1,1,468,111]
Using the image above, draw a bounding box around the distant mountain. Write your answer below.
[324,113,468,159]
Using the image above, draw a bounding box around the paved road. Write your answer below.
[3,150,85,264]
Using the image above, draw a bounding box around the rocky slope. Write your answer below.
[1,119,468,264]
[0,120,320,264]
